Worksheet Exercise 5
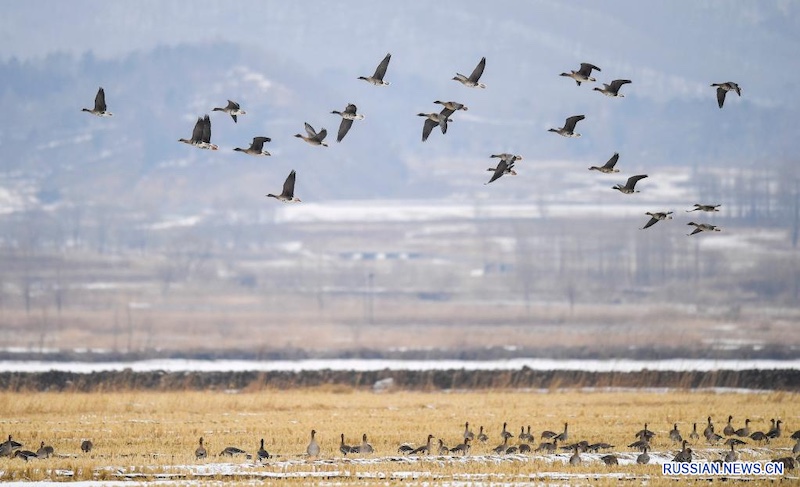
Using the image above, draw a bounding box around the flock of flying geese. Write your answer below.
[5,415,797,469]
[81,53,739,235]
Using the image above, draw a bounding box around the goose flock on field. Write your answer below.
[82,50,740,237]
[3,417,797,471]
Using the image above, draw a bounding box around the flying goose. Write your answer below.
[410,434,434,455]
[723,416,735,437]
[594,79,632,97]
[36,441,54,459]
[267,170,301,203]
[687,204,721,212]
[453,57,486,88]
[306,429,320,457]
[613,174,648,194]
[234,136,271,156]
[219,446,246,457]
[434,100,468,112]
[359,53,391,86]
[636,446,650,464]
[669,423,683,443]
[548,115,585,137]
[179,115,217,150]
[340,434,353,455]
[589,152,620,173]
[560,63,601,86]
[80,439,93,453]
[212,100,246,123]
[295,122,328,147]
[687,222,721,236]
[711,82,741,108]
[491,153,523,163]
[418,108,455,142]
[179,116,204,147]
[485,159,517,183]
[642,211,673,229]
[331,103,365,142]
[82,87,112,117]
[257,438,271,461]
[195,437,207,459]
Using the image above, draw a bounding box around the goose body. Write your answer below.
[594,79,631,97]
[636,446,650,464]
[569,446,581,465]
[642,211,673,230]
[669,423,683,443]
[359,53,391,86]
[549,115,585,137]
[673,440,692,462]
[434,100,468,112]
[724,443,738,463]
[331,104,365,142]
[257,438,271,461]
[358,433,374,454]
[711,82,741,108]
[306,429,320,457]
[340,434,353,455]
[212,99,245,123]
[219,446,246,457]
[418,109,454,142]
[13,450,38,461]
[723,416,735,437]
[689,423,700,440]
[195,437,207,459]
[179,115,218,150]
[601,454,619,465]
[613,174,648,194]
[589,152,620,173]
[410,434,434,455]
[36,441,54,459]
[267,170,301,203]
[486,159,516,184]
[295,122,328,147]
[463,422,475,441]
[535,438,558,453]
[555,423,569,443]
[453,57,486,88]
[687,222,721,236]
[688,204,721,212]
[234,136,271,156]
[0,435,21,457]
[82,87,112,116]
[560,62,601,86]
[477,426,488,443]
[80,439,93,453]
[767,419,782,439]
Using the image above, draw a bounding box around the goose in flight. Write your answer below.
[711,82,741,108]
[295,122,328,147]
[594,79,632,97]
[687,204,720,212]
[560,63,601,86]
[179,115,217,150]
[642,211,673,229]
[434,100,468,112]
[234,136,271,156]
[453,57,486,88]
[485,158,516,184]
[549,115,585,137]
[359,53,391,86]
[212,99,246,122]
[491,153,522,163]
[331,103,365,142]
[82,87,112,116]
[267,170,301,203]
[589,152,620,173]
[687,222,721,236]
[613,174,648,194]
[418,108,455,142]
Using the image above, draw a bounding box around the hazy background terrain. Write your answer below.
[0,1,798,359]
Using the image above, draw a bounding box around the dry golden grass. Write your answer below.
[0,388,797,484]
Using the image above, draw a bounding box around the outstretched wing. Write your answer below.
[626,174,648,189]
[610,79,631,91]
[95,87,107,112]
[282,170,296,199]
[226,100,240,110]
[486,160,508,184]
[439,108,455,134]
[579,63,601,75]
[422,118,438,142]
[315,128,328,143]
[642,216,659,230]
[716,87,726,108]
[603,152,620,169]
[337,118,354,142]
[469,57,486,83]
[251,136,270,151]
[202,115,212,143]
[191,117,204,143]
[373,53,391,80]
[304,122,317,138]
[564,115,585,131]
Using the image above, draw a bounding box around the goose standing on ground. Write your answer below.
[724,437,747,447]
[589,152,620,173]
[81,439,93,453]
[588,442,614,452]
[453,57,486,88]
[485,158,517,184]
[451,437,471,455]
[267,170,301,203]
[749,431,769,444]
[234,136,271,156]
[560,63,601,86]
[359,53,391,86]
[767,419,782,439]
[688,204,721,212]
[535,438,558,453]
[82,87,112,117]
[703,417,714,440]
[434,100,468,112]
[690,423,700,441]
[723,416,735,437]
[792,437,800,455]
[397,444,414,455]
[13,450,38,461]
[500,422,514,440]
[295,122,328,147]
[219,445,246,457]
[477,426,488,443]
[635,424,655,442]
[493,435,510,454]
[519,443,532,453]
[331,103,365,142]
[628,439,649,451]
[410,434,434,455]
[212,100,246,122]
[711,82,741,108]
[555,423,569,443]
[569,445,581,465]
[418,109,455,142]
[306,429,320,457]
[642,211,673,229]
[195,437,207,459]
[673,440,692,462]
[594,79,632,97]
[601,454,619,465]
[613,174,648,194]
[724,442,738,463]
[463,422,475,441]
[519,426,532,442]
[549,115,585,137]
[636,446,650,464]
[687,222,721,236]
[0,435,21,457]
[36,441,54,459]
[358,434,374,454]
[340,434,353,455]
[257,439,271,461]
[437,438,449,455]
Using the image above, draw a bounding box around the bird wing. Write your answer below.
[627,174,648,189]
[716,87,726,108]
[469,57,486,82]
[689,227,702,235]
[373,53,391,80]
[251,137,269,151]
[486,160,508,184]
[282,170,296,198]
[344,103,358,115]
[315,128,328,143]
[564,115,585,131]
[226,100,240,110]
[304,122,317,138]
[610,79,631,91]
[604,153,620,169]
[422,118,438,141]
[191,117,204,143]
[642,216,659,229]
[439,108,455,133]
[337,118,354,142]
[95,87,107,112]
[202,115,212,143]
[579,63,601,75]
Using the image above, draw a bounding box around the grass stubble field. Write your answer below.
[0,388,797,485]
